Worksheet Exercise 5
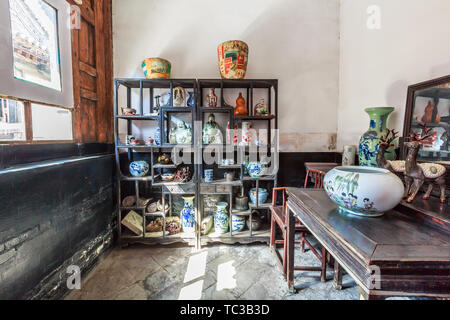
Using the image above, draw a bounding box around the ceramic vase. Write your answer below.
[241,121,252,145]
[180,196,195,233]
[324,166,404,217]
[129,161,149,177]
[232,215,246,232]
[342,145,357,166]
[214,202,229,234]
[187,92,195,107]
[359,107,396,167]
[218,40,249,79]
[142,58,171,79]
[249,188,268,205]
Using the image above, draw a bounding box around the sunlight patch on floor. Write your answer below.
[216,260,237,291]
[178,280,204,300]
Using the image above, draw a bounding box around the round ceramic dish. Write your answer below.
[324,166,404,217]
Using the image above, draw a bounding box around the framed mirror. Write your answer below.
[401,75,450,165]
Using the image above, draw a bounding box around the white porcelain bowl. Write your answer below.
[324,166,404,217]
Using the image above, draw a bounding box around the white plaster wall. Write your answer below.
[338,0,450,150]
[112,0,340,152]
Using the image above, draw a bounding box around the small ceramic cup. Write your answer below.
[204,169,214,183]
[224,172,234,182]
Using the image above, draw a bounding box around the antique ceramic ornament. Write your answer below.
[180,196,195,233]
[234,92,248,116]
[247,162,265,178]
[232,215,246,232]
[129,161,150,177]
[254,99,268,115]
[173,87,186,107]
[201,216,214,235]
[206,89,218,107]
[187,92,195,107]
[324,166,404,217]
[169,121,192,144]
[359,107,396,167]
[142,58,171,79]
[203,114,223,145]
[214,202,229,234]
[249,188,268,205]
[218,40,249,79]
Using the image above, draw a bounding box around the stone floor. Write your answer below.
[66,241,359,300]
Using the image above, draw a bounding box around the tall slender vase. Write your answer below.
[214,202,229,234]
[359,107,396,167]
[180,196,195,233]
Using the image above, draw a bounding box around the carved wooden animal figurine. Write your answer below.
[404,125,447,203]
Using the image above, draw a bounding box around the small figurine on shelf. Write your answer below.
[206,89,218,107]
[126,135,135,145]
[145,137,154,146]
[169,127,177,144]
[154,95,161,114]
[173,87,186,107]
[158,154,171,164]
[254,99,268,116]
[130,138,139,146]
[234,92,248,116]
[187,91,195,107]
[203,114,223,145]
[122,107,136,116]
[404,124,447,203]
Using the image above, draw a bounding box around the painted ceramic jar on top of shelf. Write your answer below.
[142,58,171,79]
[180,196,195,233]
[214,202,229,234]
[359,107,396,167]
[218,40,249,79]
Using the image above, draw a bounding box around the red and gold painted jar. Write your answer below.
[142,58,171,79]
[218,40,249,79]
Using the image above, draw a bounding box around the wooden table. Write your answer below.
[285,188,450,300]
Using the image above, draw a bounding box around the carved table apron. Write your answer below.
[286,188,450,300]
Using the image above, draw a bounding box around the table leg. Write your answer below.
[286,206,295,292]
[333,260,343,290]
[359,287,386,300]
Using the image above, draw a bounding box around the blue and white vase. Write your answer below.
[232,215,245,232]
[204,169,214,183]
[180,196,195,233]
[214,202,229,234]
[129,161,149,177]
[154,127,161,146]
[247,162,265,178]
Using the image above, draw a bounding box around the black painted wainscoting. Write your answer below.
[0,144,115,300]
[278,152,342,187]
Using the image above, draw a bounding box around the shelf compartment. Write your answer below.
[200,107,234,113]
[249,202,272,209]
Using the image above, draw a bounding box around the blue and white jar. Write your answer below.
[247,162,265,178]
[129,161,149,177]
[214,202,229,234]
[154,127,161,146]
[232,215,245,232]
[249,188,268,205]
[204,169,214,183]
[180,196,195,233]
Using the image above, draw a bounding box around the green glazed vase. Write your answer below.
[358,107,396,167]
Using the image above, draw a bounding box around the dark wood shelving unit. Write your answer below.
[114,78,278,248]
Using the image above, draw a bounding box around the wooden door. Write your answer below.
[68,0,113,143]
